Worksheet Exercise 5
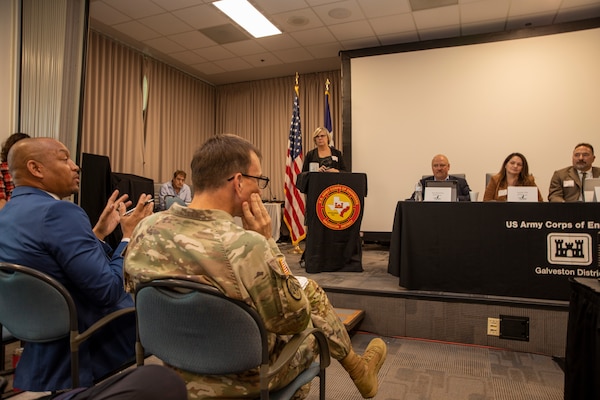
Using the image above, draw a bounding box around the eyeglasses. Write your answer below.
[228,173,270,189]
[316,134,328,138]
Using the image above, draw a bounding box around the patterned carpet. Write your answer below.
[307,332,564,400]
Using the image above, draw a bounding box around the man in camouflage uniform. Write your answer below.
[124,134,387,399]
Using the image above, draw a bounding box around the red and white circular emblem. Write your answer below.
[316,184,361,230]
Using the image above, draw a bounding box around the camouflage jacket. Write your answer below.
[124,204,310,336]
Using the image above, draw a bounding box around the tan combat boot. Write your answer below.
[340,338,387,398]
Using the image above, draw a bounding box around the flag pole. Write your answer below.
[284,72,307,254]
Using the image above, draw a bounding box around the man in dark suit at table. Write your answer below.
[548,142,599,202]
[410,154,471,201]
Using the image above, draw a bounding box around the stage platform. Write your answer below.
[283,242,569,358]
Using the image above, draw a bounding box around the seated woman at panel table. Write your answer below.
[483,152,543,202]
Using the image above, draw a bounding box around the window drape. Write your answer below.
[82,31,341,201]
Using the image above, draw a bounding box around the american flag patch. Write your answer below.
[278,258,291,275]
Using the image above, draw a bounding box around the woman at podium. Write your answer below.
[302,127,346,173]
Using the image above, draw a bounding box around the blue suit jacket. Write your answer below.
[0,187,135,391]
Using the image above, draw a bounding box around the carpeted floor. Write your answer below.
[307,332,564,400]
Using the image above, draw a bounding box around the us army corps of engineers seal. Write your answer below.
[316,184,361,230]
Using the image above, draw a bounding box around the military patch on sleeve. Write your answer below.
[277,258,291,276]
[286,277,303,301]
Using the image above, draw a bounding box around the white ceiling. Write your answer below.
[89,0,600,85]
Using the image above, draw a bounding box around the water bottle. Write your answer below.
[414,181,423,202]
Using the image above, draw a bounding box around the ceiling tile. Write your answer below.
[103,0,166,19]
[138,13,194,36]
[142,37,186,54]
[193,46,237,61]
[112,21,162,42]
[168,30,217,50]
[171,4,230,29]
[370,14,417,36]
[192,62,227,75]
[305,42,342,58]
[461,19,506,36]
[418,25,461,40]
[460,0,510,24]
[272,47,316,63]
[169,50,208,65]
[413,5,459,30]
[223,40,268,57]
[328,20,376,41]
[151,0,210,12]
[270,8,325,32]
[378,31,420,45]
[256,34,303,51]
[508,0,562,17]
[214,57,254,71]
[555,4,600,23]
[313,0,367,25]
[290,27,337,46]
[242,52,285,67]
[254,0,311,14]
[506,13,555,30]
[358,0,412,18]
[90,2,130,25]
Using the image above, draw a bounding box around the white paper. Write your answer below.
[507,186,538,202]
[424,187,452,202]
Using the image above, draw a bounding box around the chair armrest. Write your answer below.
[71,307,136,350]
[266,327,330,379]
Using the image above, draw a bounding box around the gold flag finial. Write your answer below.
[325,78,330,92]
[295,72,299,86]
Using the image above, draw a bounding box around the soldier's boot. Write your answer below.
[340,338,387,398]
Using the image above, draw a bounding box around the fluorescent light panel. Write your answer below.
[213,0,281,38]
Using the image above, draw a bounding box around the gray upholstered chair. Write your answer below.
[0,263,135,388]
[134,278,330,400]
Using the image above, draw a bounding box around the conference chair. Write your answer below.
[134,278,330,400]
[165,195,186,209]
[485,173,494,188]
[0,262,135,388]
[422,173,466,180]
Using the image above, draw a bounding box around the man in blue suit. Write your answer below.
[0,137,153,391]
[410,154,472,201]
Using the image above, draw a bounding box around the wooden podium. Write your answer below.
[296,172,367,273]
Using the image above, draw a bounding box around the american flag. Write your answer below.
[284,82,306,246]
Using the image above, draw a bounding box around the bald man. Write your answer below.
[411,154,472,201]
[0,138,153,391]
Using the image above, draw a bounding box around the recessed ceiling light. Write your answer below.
[213,0,281,38]
[328,8,351,20]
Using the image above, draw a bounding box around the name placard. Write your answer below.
[507,186,537,202]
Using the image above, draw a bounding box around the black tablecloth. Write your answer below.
[564,278,600,399]
[388,201,600,300]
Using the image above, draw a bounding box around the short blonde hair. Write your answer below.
[312,127,331,145]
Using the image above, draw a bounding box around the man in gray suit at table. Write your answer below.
[548,143,599,202]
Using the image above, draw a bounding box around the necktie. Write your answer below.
[581,172,587,200]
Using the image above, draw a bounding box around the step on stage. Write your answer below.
[283,242,569,358]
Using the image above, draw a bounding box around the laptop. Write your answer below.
[424,180,457,202]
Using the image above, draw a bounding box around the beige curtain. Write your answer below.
[143,58,215,184]
[81,31,145,175]
[19,0,85,154]
[82,32,342,201]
